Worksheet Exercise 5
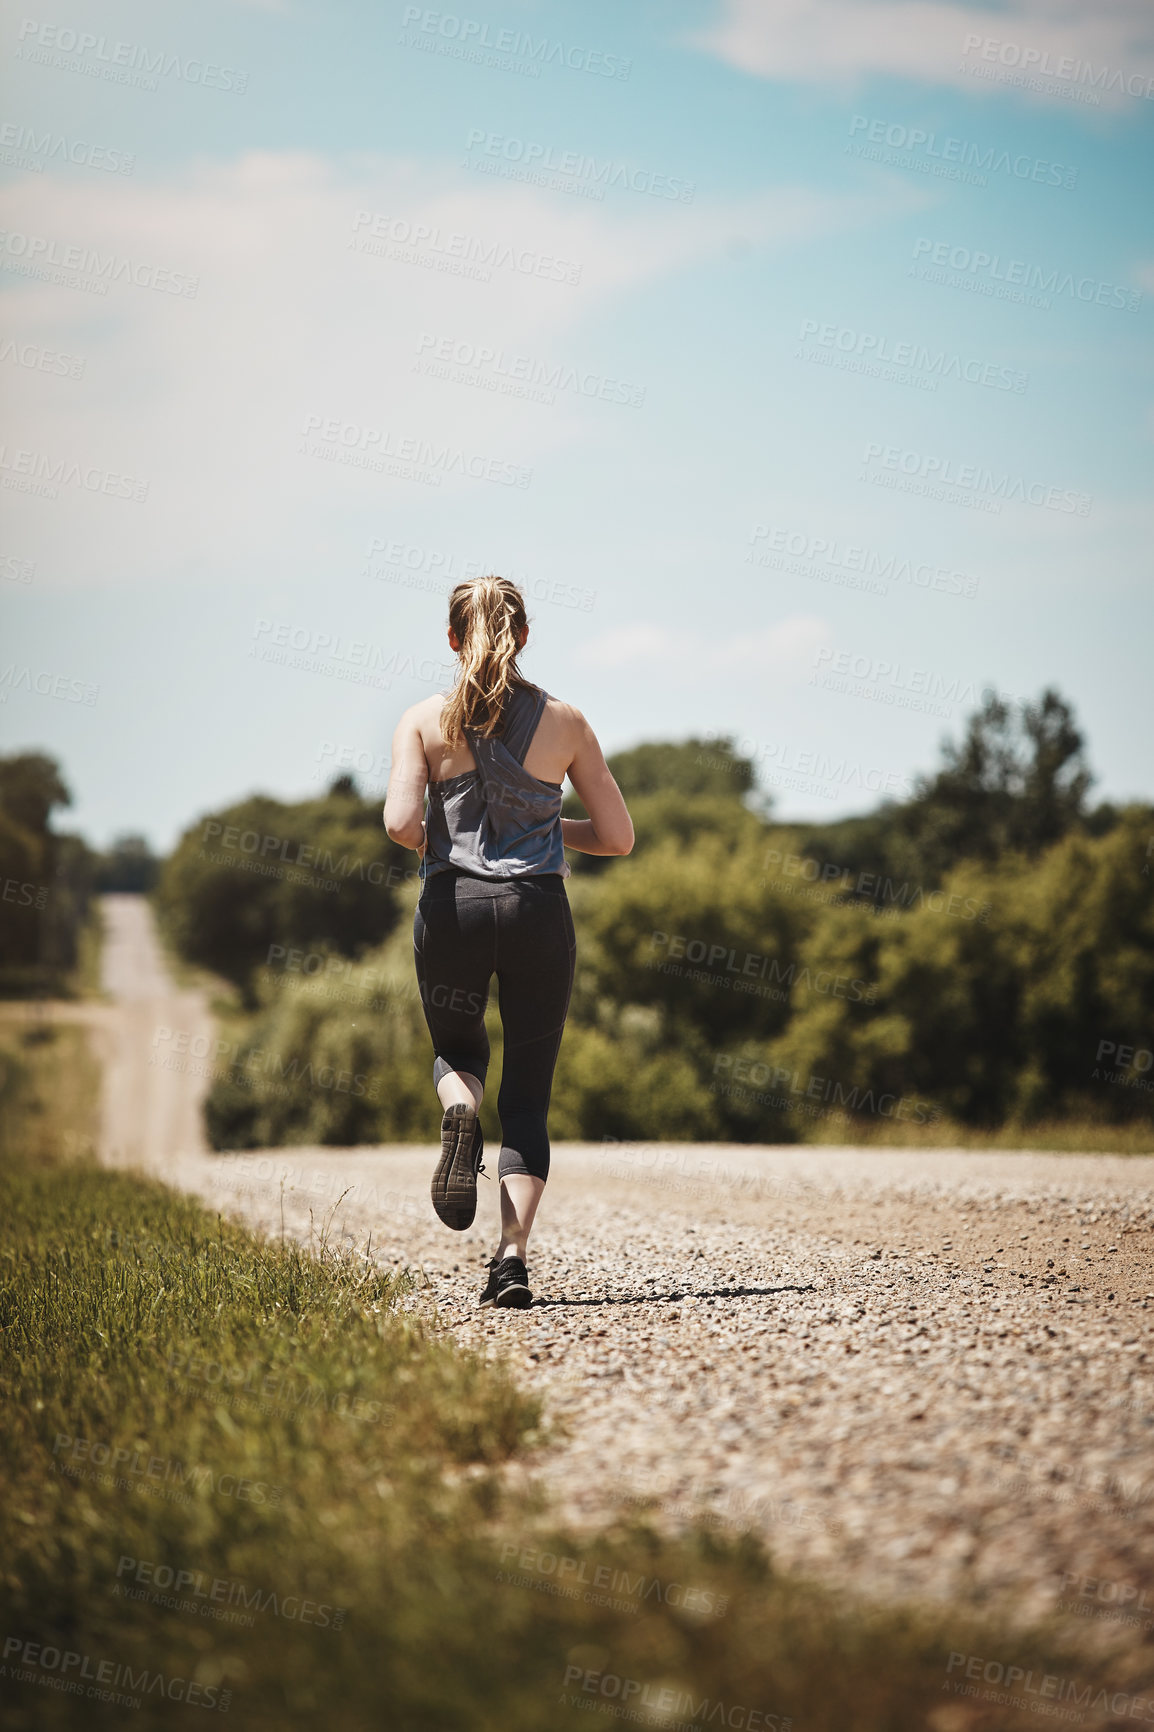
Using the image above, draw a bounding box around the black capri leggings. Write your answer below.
[412,870,576,1183]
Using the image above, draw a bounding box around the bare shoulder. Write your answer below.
[542,694,591,738]
[395,693,444,735]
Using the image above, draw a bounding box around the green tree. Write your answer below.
[0,807,47,973]
[95,835,160,893]
[154,784,411,1000]
[761,812,1154,1133]
[0,752,71,837]
[565,737,763,875]
[779,687,1099,901]
[603,736,756,800]
[900,687,1094,876]
[0,752,94,992]
[764,870,1018,1131]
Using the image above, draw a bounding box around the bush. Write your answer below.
[154,784,412,1000]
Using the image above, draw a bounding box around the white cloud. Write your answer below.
[0,151,919,588]
[691,0,1154,107]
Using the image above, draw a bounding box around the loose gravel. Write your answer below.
[87,898,1154,1633]
[189,1138,1154,1627]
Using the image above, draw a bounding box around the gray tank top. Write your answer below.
[421,682,570,881]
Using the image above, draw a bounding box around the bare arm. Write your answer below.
[562,713,634,857]
[383,709,429,851]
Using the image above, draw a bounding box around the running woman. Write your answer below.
[384,576,634,1309]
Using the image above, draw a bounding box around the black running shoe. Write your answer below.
[479,1255,533,1309]
[430,1102,484,1230]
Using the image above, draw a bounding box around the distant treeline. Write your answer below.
[0,753,161,995]
[144,689,1153,1149]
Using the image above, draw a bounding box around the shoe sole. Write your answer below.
[431,1104,481,1230]
[479,1283,533,1310]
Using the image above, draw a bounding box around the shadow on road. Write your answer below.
[531,1283,816,1308]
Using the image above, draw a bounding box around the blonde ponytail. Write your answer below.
[440,576,529,747]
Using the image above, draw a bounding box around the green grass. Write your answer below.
[68,901,106,1000]
[0,1018,103,1164]
[793,1115,1154,1155]
[0,900,105,1002]
[2,1029,1150,1729]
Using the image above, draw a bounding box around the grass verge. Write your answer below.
[69,901,106,999]
[794,1117,1154,1155]
[1,1032,1150,1729]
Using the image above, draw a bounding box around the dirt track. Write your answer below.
[51,898,1154,1623]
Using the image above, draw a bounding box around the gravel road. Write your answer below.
[68,898,1154,1627]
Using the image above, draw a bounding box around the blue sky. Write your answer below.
[2,0,1152,850]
